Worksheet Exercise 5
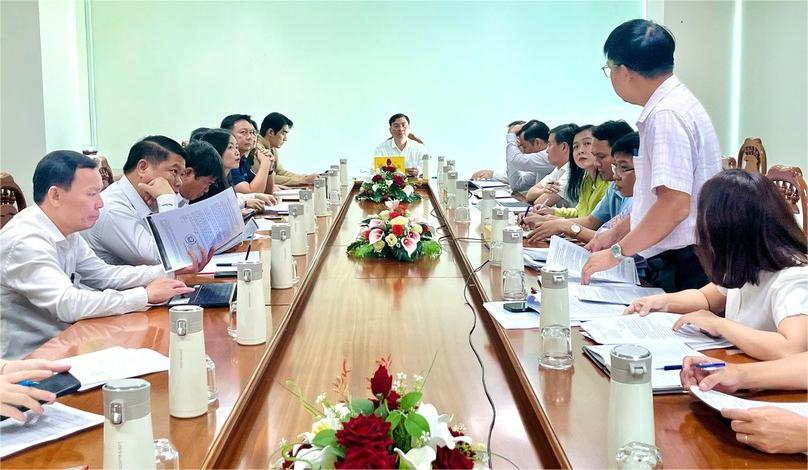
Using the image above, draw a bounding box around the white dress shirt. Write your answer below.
[494,133,554,192]
[374,138,428,170]
[0,205,164,359]
[632,75,722,258]
[536,163,572,206]
[83,177,178,266]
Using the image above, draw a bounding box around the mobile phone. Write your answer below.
[503,302,531,313]
[0,372,82,421]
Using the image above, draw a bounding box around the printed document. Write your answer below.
[0,403,103,458]
[56,346,169,391]
[576,283,665,305]
[580,312,733,350]
[690,387,808,417]
[147,189,244,271]
[546,236,639,284]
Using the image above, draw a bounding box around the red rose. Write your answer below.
[335,445,397,469]
[399,204,408,211]
[372,174,382,182]
[370,364,393,397]
[433,446,474,469]
[392,175,405,188]
[389,211,400,219]
[336,414,393,448]
[391,224,404,236]
[386,390,400,410]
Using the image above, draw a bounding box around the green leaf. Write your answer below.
[386,410,402,429]
[404,412,430,439]
[398,391,422,410]
[350,398,374,415]
[311,429,338,448]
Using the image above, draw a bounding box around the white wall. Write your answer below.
[1,0,48,203]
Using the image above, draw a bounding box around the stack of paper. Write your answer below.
[468,180,509,191]
[471,188,513,199]
[274,189,301,200]
[526,289,625,323]
[199,250,260,274]
[546,236,639,285]
[265,202,290,214]
[580,312,733,351]
[575,283,665,305]
[0,403,103,458]
[56,346,169,391]
[690,386,808,417]
[583,341,702,393]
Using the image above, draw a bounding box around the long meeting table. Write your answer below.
[3,182,805,469]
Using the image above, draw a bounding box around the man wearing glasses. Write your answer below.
[220,114,275,195]
[582,19,721,292]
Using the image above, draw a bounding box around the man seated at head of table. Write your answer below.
[624,171,808,361]
[0,151,193,359]
[523,127,636,244]
[82,136,213,269]
[470,119,554,193]
[680,352,808,455]
[524,123,576,206]
[257,112,318,188]
[374,113,428,177]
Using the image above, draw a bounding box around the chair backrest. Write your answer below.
[737,137,767,174]
[721,156,737,170]
[1,172,27,228]
[92,155,114,189]
[766,165,807,237]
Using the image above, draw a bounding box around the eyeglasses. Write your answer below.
[601,63,620,78]
[611,164,634,175]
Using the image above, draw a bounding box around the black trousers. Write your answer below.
[642,245,708,293]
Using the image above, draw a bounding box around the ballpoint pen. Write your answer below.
[657,362,725,371]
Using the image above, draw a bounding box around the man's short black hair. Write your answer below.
[189,127,210,141]
[220,114,257,131]
[184,141,225,183]
[33,150,98,204]
[611,132,639,157]
[259,112,294,137]
[123,135,188,173]
[389,113,410,126]
[603,19,675,78]
[592,120,634,147]
[521,120,550,142]
[508,120,526,128]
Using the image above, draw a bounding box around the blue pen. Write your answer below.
[18,379,38,387]
[657,362,726,371]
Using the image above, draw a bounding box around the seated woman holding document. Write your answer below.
[624,170,808,361]
[679,353,808,454]
[192,129,276,209]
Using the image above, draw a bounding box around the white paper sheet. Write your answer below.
[580,312,733,350]
[546,235,639,285]
[274,189,301,200]
[146,189,245,271]
[524,247,549,261]
[585,342,701,392]
[265,202,290,214]
[484,301,582,329]
[199,251,260,274]
[254,218,275,232]
[576,283,665,305]
[56,346,169,391]
[690,387,808,417]
[0,402,103,458]
[526,289,625,322]
[469,180,509,190]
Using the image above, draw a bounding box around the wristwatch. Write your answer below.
[569,223,582,236]
[610,243,627,260]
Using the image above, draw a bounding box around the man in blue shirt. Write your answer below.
[523,121,634,243]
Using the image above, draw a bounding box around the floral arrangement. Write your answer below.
[275,358,488,469]
[347,201,441,262]
[356,159,421,204]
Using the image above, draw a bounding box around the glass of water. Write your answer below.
[502,269,527,300]
[153,438,179,470]
[226,301,237,339]
[539,325,573,370]
[615,442,663,469]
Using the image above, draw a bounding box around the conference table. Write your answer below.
[4,182,806,469]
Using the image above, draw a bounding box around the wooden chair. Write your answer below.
[1,172,27,228]
[737,137,767,174]
[766,165,807,236]
[91,155,114,189]
[721,156,737,170]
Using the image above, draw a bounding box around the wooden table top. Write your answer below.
[3,182,805,469]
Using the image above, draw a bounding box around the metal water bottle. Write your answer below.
[479,189,496,225]
[236,260,268,345]
[421,154,430,179]
[103,379,156,470]
[270,224,297,289]
[455,180,470,223]
[489,207,508,265]
[608,344,656,466]
[501,226,523,272]
[339,158,348,186]
[168,306,208,418]
[313,177,329,216]
[288,203,308,255]
[299,189,316,233]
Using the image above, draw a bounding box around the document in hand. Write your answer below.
[583,341,702,393]
[580,312,733,350]
[56,346,169,391]
[575,283,665,305]
[547,236,639,285]
[689,386,808,417]
[146,189,245,271]
[0,402,103,458]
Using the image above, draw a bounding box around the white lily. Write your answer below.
[417,403,471,450]
[394,446,437,470]
[292,444,340,470]
[403,185,414,196]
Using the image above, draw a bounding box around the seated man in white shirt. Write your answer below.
[83,135,213,268]
[178,140,226,205]
[523,123,577,206]
[373,113,428,177]
[472,119,554,193]
[0,151,192,359]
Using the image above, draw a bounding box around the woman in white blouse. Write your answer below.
[625,170,808,360]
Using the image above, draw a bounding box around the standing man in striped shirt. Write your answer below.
[582,19,722,292]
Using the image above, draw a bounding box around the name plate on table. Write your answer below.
[373,156,405,170]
